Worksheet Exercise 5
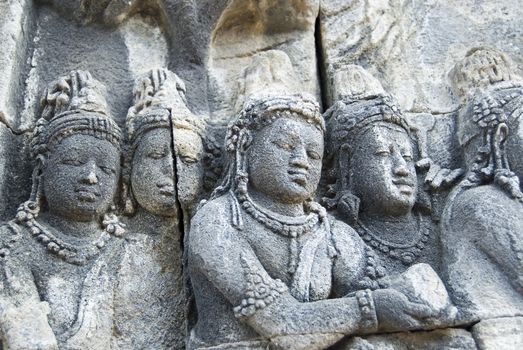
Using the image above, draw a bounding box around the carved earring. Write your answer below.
[337,192,360,226]
[28,155,46,214]
[492,123,522,199]
[102,205,126,237]
[494,123,509,169]
[122,182,136,215]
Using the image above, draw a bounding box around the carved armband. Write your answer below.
[355,289,378,332]
[233,254,288,318]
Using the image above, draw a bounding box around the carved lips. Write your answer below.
[75,187,100,202]
[392,178,415,195]
[288,168,308,186]
[157,183,176,197]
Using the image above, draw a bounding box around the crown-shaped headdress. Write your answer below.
[125,68,204,145]
[451,48,523,147]
[31,70,121,157]
[324,67,410,159]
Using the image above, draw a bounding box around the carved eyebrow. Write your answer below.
[273,131,300,143]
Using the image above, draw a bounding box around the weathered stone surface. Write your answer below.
[207,0,321,121]
[334,328,476,350]
[0,70,125,349]
[441,48,523,323]
[323,70,446,276]
[0,1,522,349]
[0,0,34,127]
[319,0,523,113]
[472,317,523,350]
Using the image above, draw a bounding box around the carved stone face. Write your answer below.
[42,133,120,222]
[173,127,204,212]
[507,119,523,181]
[350,123,417,216]
[131,128,177,217]
[247,117,323,204]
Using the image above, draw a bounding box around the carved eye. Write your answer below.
[273,140,294,151]
[148,151,167,159]
[402,154,413,162]
[307,150,321,160]
[61,159,83,166]
[100,166,116,175]
[181,156,198,164]
[375,150,390,157]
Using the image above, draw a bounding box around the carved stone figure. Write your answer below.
[122,67,207,220]
[442,48,523,325]
[187,93,455,350]
[0,70,125,350]
[323,74,441,275]
[112,68,199,349]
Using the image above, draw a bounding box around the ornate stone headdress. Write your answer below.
[31,70,121,158]
[450,48,523,199]
[324,66,411,161]
[125,68,204,150]
[450,47,522,103]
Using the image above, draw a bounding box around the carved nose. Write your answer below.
[161,157,175,177]
[290,147,310,170]
[81,162,98,184]
[290,157,309,170]
[394,164,409,177]
[83,170,98,184]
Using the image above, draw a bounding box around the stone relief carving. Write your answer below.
[1,2,523,349]
[441,48,523,343]
[187,93,455,350]
[0,70,125,350]
[323,69,442,274]
[113,68,189,349]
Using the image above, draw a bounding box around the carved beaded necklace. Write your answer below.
[356,213,429,265]
[14,201,125,266]
[238,196,320,238]
[235,189,326,274]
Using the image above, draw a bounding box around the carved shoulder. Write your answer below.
[329,216,365,256]
[330,217,383,296]
[189,195,236,248]
[449,185,521,236]
[188,195,258,306]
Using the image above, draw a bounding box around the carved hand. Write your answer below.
[416,157,464,190]
[372,288,434,332]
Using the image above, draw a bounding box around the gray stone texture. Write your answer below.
[0,0,523,349]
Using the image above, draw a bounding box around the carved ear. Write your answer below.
[35,154,46,169]
[338,143,352,189]
[495,123,509,145]
[29,154,46,202]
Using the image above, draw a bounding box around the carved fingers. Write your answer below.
[417,157,464,190]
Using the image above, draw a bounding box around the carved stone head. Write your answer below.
[123,68,205,217]
[451,48,523,199]
[27,70,122,223]
[210,94,324,205]
[324,94,418,220]
[450,47,521,103]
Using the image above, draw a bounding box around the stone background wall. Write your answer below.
[2,1,521,218]
[1,1,522,349]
